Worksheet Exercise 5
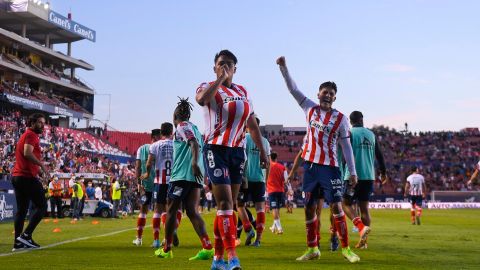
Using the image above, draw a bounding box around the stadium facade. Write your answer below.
[0,0,96,127]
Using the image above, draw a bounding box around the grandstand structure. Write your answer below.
[0,0,130,158]
[0,0,95,127]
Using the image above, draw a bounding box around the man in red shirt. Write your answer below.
[267,152,288,235]
[11,113,49,251]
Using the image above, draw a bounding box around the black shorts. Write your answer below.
[153,184,168,204]
[343,180,374,202]
[410,195,423,207]
[239,182,266,203]
[168,180,202,202]
[140,191,153,206]
[268,192,285,209]
[203,144,246,185]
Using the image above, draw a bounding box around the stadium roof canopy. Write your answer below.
[0,0,96,44]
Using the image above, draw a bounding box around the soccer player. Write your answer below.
[155,98,214,260]
[237,116,271,247]
[404,167,427,225]
[133,129,160,247]
[267,152,287,235]
[142,123,181,248]
[467,160,480,186]
[277,56,360,263]
[12,113,48,251]
[341,111,387,249]
[289,149,339,251]
[196,49,269,270]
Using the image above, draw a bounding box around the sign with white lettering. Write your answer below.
[48,11,96,42]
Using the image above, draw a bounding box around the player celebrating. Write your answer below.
[277,56,360,263]
[342,111,387,249]
[155,98,214,260]
[404,167,427,225]
[267,152,287,235]
[196,50,269,270]
[133,129,160,247]
[237,116,271,247]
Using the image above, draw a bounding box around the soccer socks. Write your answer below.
[416,207,422,217]
[410,207,416,223]
[200,234,213,250]
[306,216,318,247]
[333,212,349,248]
[153,213,161,240]
[274,219,283,230]
[213,215,224,260]
[160,212,167,228]
[176,210,182,229]
[217,210,237,260]
[352,217,365,233]
[242,217,253,233]
[256,211,266,241]
[136,213,146,239]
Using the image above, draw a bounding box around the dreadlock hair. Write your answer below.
[174,97,193,121]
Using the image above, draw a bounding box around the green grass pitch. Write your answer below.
[1,209,479,269]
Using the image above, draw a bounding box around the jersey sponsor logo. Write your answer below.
[223,96,248,103]
[309,119,332,133]
[359,137,373,148]
[214,168,223,178]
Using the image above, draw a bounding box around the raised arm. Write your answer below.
[276,56,316,111]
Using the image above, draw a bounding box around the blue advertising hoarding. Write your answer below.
[48,11,96,42]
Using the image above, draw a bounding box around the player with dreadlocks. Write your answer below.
[155,97,214,261]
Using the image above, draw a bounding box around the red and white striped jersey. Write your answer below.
[300,100,350,167]
[149,139,173,184]
[196,82,253,148]
[407,173,425,196]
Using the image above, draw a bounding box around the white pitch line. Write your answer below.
[0,225,151,257]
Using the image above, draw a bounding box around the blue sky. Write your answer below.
[50,0,479,132]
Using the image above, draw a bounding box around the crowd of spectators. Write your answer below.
[267,125,480,197]
[0,109,139,211]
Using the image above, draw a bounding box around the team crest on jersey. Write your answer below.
[214,168,223,177]
[223,96,248,103]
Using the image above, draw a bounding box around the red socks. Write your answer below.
[352,216,365,232]
[153,212,161,240]
[201,234,213,250]
[213,215,224,260]
[136,213,146,239]
[305,216,318,248]
[217,210,237,260]
[333,212,349,248]
[256,211,265,241]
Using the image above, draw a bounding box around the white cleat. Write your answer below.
[132,238,142,246]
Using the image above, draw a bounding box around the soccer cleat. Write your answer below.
[416,216,421,225]
[245,229,256,246]
[154,248,173,259]
[234,239,241,247]
[189,248,214,260]
[330,235,339,251]
[296,247,320,261]
[12,240,29,252]
[342,247,360,263]
[269,225,277,234]
[173,231,180,247]
[357,226,371,248]
[251,240,261,247]
[228,257,242,270]
[352,226,359,233]
[151,239,160,248]
[16,233,40,248]
[276,228,284,235]
[211,259,228,270]
[132,238,142,246]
